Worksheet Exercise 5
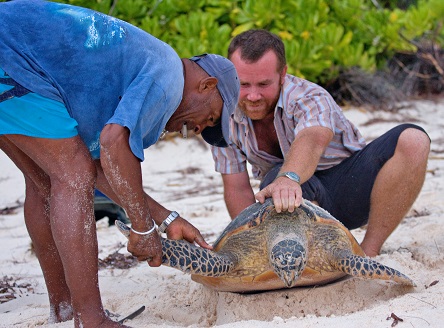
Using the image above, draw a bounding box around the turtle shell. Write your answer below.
[212,198,276,248]
[192,199,365,292]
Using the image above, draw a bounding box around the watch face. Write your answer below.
[276,171,300,183]
[285,172,300,183]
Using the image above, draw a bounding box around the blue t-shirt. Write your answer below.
[0,0,184,160]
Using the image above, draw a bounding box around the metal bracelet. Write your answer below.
[158,211,179,233]
[131,219,157,236]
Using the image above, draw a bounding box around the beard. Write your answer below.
[239,98,277,120]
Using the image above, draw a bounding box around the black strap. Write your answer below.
[0,77,32,103]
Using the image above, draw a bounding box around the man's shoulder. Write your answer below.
[283,74,327,94]
[281,74,336,107]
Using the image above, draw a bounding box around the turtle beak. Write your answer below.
[281,271,298,288]
[270,239,307,288]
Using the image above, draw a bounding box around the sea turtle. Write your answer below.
[116,198,415,292]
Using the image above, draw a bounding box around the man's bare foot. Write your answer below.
[49,301,73,324]
[74,314,132,328]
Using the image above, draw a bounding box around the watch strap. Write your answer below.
[275,171,301,184]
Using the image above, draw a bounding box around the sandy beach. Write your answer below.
[0,99,443,328]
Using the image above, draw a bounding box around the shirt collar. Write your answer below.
[233,104,246,124]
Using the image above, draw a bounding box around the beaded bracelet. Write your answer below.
[158,211,179,233]
[131,219,157,236]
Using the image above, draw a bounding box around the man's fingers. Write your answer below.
[147,255,162,267]
[167,222,213,250]
[137,256,152,262]
[274,197,282,213]
[288,195,296,212]
[195,235,213,250]
[256,182,302,214]
[295,192,303,208]
[255,190,266,203]
[279,189,290,212]
[288,187,300,212]
[187,230,213,250]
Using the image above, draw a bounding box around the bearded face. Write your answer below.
[230,49,286,120]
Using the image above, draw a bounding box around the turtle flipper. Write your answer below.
[115,220,235,277]
[116,220,131,237]
[333,253,416,286]
[161,239,235,277]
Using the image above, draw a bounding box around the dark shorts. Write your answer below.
[260,124,428,229]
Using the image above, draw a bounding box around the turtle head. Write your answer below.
[269,239,307,288]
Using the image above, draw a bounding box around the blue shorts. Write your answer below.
[0,67,78,139]
[260,124,429,229]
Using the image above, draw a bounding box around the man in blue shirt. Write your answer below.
[0,1,239,327]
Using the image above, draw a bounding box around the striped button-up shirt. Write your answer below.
[210,74,366,180]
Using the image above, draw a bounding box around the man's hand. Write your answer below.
[255,177,303,213]
[127,230,163,267]
[255,126,333,213]
[165,217,213,250]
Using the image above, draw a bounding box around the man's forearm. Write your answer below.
[99,124,152,231]
[222,172,255,219]
[280,126,334,183]
[225,190,255,219]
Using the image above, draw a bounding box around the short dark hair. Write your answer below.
[228,29,286,73]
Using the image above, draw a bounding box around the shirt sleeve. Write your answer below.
[210,143,248,175]
[107,75,181,161]
[291,90,338,136]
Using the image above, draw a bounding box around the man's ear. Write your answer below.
[280,65,287,85]
[198,76,218,92]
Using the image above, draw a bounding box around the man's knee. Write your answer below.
[53,155,97,193]
[396,127,430,164]
[24,174,51,202]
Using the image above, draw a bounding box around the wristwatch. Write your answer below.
[158,211,179,233]
[275,171,301,184]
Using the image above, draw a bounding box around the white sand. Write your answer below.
[0,99,443,328]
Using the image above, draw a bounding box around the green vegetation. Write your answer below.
[49,0,443,86]
[2,0,442,103]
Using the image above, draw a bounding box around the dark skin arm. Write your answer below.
[98,124,211,267]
